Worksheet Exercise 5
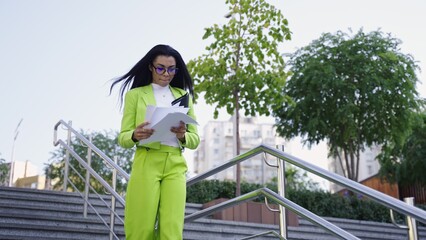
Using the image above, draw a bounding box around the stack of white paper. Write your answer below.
[139,105,198,144]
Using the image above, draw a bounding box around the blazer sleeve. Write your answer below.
[118,90,137,149]
[180,94,200,150]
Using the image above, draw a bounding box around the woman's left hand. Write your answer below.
[171,121,186,142]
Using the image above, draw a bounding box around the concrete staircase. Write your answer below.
[1,186,425,240]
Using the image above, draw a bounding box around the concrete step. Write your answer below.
[184,219,280,240]
[0,186,124,239]
[315,217,411,240]
[0,186,123,208]
[183,200,426,240]
[1,186,425,239]
[0,222,124,240]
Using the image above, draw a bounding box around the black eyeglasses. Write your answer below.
[152,66,179,75]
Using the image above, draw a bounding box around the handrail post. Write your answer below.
[276,145,287,239]
[405,197,419,240]
[53,120,127,239]
[110,156,118,240]
[63,121,72,192]
[83,135,92,218]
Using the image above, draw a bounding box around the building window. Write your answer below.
[367,165,373,175]
[254,130,260,138]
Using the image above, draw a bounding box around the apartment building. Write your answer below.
[193,116,287,184]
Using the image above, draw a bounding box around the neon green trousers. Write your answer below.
[125,145,187,240]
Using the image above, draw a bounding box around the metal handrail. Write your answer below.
[65,163,121,240]
[185,187,361,240]
[53,120,128,239]
[55,139,124,239]
[239,230,284,240]
[390,197,420,240]
[55,139,126,206]
[187,144,426,225]
[53,120,426,239]
[54,120,130,181]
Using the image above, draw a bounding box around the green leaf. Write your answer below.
[189,0,291,120]
[273,29,421,181]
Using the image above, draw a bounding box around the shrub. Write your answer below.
[186,180,425,224]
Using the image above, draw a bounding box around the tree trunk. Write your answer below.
[343,150,352,180]
[234,34,242,197]
[234,89,241,196]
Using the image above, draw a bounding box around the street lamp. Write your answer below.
[9,118,23,187]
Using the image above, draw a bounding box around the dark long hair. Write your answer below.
[110,44,194,105]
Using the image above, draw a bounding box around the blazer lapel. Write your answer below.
[140,85,156,106]
[170,87,185,99]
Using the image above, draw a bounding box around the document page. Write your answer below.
[140,106,198,145]
[145,105,189,128]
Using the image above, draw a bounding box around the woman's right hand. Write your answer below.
[132,122,154,141]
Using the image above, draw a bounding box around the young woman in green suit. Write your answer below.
[110,44,200,240]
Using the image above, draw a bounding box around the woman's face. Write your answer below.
[150,55,177,87]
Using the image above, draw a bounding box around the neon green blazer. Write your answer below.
[118,84,200,150]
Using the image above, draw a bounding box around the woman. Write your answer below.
[110,44,200,240]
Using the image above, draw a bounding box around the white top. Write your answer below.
[151,83,179,147]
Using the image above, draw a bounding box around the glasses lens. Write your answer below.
[168,68,178,75]
[155,67,165,75]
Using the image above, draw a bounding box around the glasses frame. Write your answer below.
[152,65,179,75]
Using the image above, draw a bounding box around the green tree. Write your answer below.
[273,29,421,181]
[187,0,291,195]
[266,166,319,192]
[378,111,426,186]
[0,153,9,185]
[45,130,134,194]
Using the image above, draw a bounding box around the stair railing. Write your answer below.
[390,197,420,240]
[185,187,361,240]
[53,120,130,240]
[54,120,426,239]
[186,144,426,239]
[239,230,284,240]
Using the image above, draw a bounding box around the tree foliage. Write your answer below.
[187,0,292,195]
[45,130,134,194]
[187,166,319,203]
[273,29,421,181]
[0,153,9,185]
[187,0,291,118]
[266,166,319,192]
[378,111,426,186]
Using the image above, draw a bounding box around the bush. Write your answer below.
[186,180,262,203]
[186,180,425,224]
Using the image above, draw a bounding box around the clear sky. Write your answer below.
[1,0,425,177]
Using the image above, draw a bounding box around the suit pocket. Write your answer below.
[131,149,148,174]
